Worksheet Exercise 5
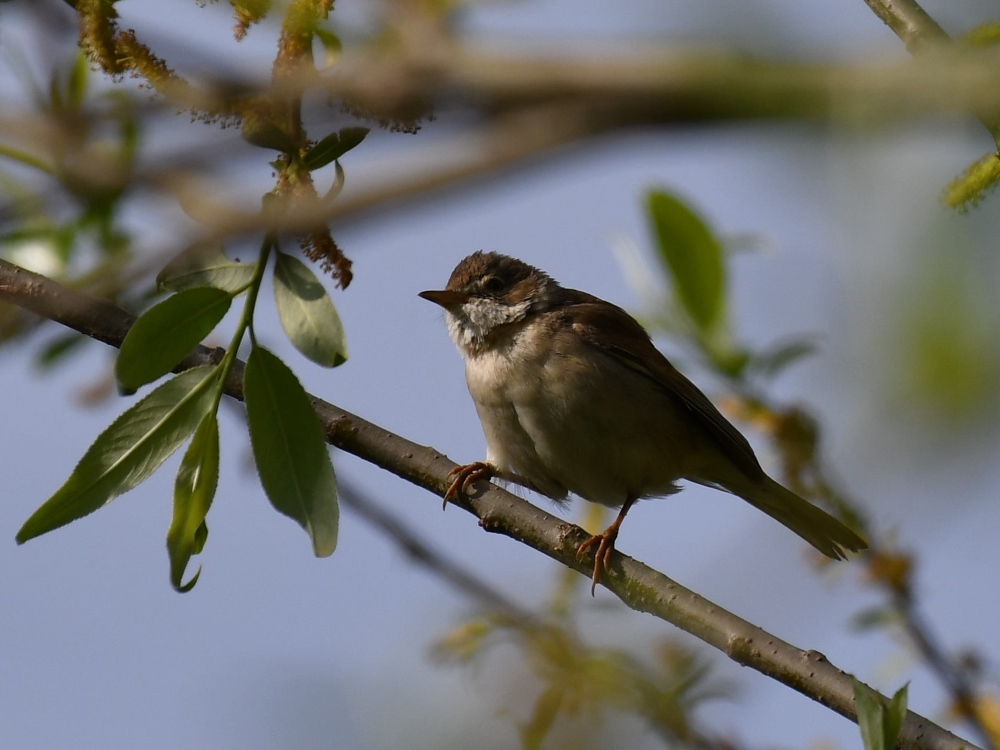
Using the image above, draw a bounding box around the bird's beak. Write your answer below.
[418,289,468,309]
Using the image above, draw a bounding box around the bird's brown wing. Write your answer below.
[560,290,763,479]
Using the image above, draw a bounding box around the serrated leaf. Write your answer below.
[116,287,232,392]
[853,679,887,750]
[244,345,338,556]
[16,366,218,544]
[273,251,347,367]
[157,242,256,294]
[303,126,369,171]
[167,412,219,592]
[646,189,726,335]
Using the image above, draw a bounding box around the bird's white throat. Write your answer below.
[446,296,533,353]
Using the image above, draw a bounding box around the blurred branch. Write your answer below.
[324,101,600,225]
[0,257,978,750]
[338,478,542,629]
[63,35,1000,235]
[341,482,746,749]
[325,41,1000,136]
[8,33,1000,240]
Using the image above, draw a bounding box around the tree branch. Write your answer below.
[860,0,949,53]
[0,258,978,750]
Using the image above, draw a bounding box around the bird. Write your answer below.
[419,251,866,594]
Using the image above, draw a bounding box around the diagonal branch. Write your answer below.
[0,258,978,750]
[861,0,949,53]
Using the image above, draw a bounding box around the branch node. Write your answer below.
[805,649,829,665]
[727,634,759,666]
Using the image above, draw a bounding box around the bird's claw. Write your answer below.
[576,530,618,596]
[443,462,494,509]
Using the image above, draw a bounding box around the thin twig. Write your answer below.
[340,481,752,750]
[338,478,543,629]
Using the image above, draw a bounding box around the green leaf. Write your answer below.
[646,189,726,335]
[747,338,817,379]
[116,287,232,393]
[853,679,886,750]
[853,679,907,750]
[315,28,342,67]
[885,683,909,749]
[519,684,566,750]
[157,242,256,294]
[964,22,1000,47]
[323,160,345,202]
[241,113,296,152]
[17,366,218,544]
[337,127,369,155]
[303,126,369,171]
[708,346,750,378]
[167,412,219,592]
[244,345,338,556]
[851,606,900,632]
[67,51,89,109]
[273,251,347,367]
[36,331,90,371]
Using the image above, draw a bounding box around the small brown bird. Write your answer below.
[420,252,866,593]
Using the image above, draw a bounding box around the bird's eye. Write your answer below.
[481,275,505,294]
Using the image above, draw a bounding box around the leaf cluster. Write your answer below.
[8,0,390,590]
[17,235,348,591]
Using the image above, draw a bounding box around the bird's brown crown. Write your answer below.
[446,251,554,302]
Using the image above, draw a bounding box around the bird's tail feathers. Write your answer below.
[737,476,867,560]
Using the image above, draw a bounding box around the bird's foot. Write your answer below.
[444,461,494,509]
[576,528,620,597]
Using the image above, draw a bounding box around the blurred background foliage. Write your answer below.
[889,222,1000,427]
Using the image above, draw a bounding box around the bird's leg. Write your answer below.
[576,494,637,596]
[443,462,495,509]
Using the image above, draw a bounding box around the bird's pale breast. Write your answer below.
[464,317,692,507]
